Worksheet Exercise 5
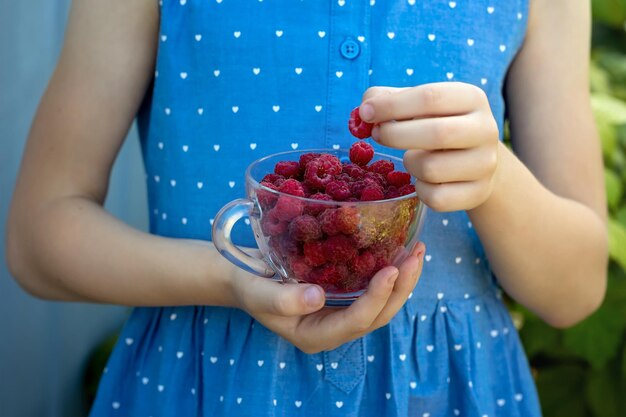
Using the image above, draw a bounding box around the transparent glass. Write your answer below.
[212,149,427,306]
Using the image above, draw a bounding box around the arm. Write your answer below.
[5,0,239,306]
[5,0,425,354]
[358,0,607,328]
[470,0,607,327]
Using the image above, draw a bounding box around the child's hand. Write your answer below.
[230,243,425,354]
[360,83,500,212]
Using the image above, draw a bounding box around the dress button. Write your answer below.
[340,39,360,60]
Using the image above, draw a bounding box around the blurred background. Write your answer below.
[2,1,626,416]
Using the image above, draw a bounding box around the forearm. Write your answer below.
[7,195,239,307]
[469,143,608,327]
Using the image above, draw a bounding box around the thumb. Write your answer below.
[239,276,326,317]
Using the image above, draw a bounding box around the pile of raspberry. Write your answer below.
[257,107,417,293]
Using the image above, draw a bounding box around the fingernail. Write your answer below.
[360,103,375,121]
[304,286,323,307]
[386,268,400,285]
[371,126,380,142]
[411,242,426,258]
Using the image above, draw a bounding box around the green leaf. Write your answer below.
[585,368,624,417]
[616,206,626,228]
[605,169,623,211]
[592,0,626,29]
[592,93,626,125]
[622,345,626,377]
[591,59,613,94]
[563,301,626,369]
[597,113,617,159]
[608,219,626,271]
[518,315,561,358]
[536,365,588,417]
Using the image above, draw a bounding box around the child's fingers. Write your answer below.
[236,275,326,317]
[360,82,483,124]
[371,243,425,328]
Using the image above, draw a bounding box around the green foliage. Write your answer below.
[514,9,626,416]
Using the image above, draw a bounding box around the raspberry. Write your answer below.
[290,256,312,280]
[299,152,321,171]
[303,240,326,267]
[274,195,304,221]
[387,171,411,187]
[325,180,352,201]
[262,173,286,186]
[350,177,379,198]
[308,264,344,286]
[319,208,358,235]
[398,184,416,196]
[278,178,305,197]
[360,184,385,201]
[274,161,301,179]
[349,141,375,166]
[304,155,342,190]
[385,186,402,199]
[322,235,358,263]
[258,182,279,209]
[261,209,287,236]
[342,163,366,180]
[367,160,395,176]
[289,215,322,242]
[352,251,376,280]
[279,235,301,257]
[365,171,388,188]
[303,192,333,216]
[348,107,374,139]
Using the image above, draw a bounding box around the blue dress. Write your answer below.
[90,0,542,416]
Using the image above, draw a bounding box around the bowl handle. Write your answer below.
[212,198,276,277]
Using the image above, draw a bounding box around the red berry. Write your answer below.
[278,178,305,197]
[352,251,376,280]
[325,180,352,201]
[349,141,375,166]
[308,264,344,286]
[274,195,304,221]
[258,182,279,209]
[261,209,288,236]
[304,155,342,190]
[290,256,312,280]
[387,171,411,187]
[398,184,416,196]
[360,184,385,201]
[299,152,321,171]
[342,163,366,179]
[367,160,395,176]
[274,161,301,179]
[289,215,322,242]
[322,235,358,263]
[336,207,360,234]
[303,193,333,216]
[261,173,286,186]
[303,240,326,267]
[279,235,301,257]
[348,107,374,139]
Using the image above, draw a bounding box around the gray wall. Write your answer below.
[0,2,148,416]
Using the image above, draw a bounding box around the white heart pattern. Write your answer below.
[195,34,202,41]
[426,345,434,352]
[428,34,436,41]
[279,362,286,369]
[295,401,302,408]
[232,106,239,113]
[336,401,344,408]
[291,143,299,149]
[257,360,264,367]
[318,31,326,38]
[406,68,414,76]
[399,354,406,361]
[316,364,323,371]
[253,68,261,75]
[487,6,495,14]
[228,181,235,188]
[272,105,280,112]
[176,351,184,358]
[213,144,220,151]
[233,31,241,38]
[275,30,284,37]
[332,144,340,150]
[330,362,339,369]
[125,338,134,345]
[315,105,323,112]
[180,72,188,79]
[182,145,189,152]
[250,143,257,150]
[295,67,303,75]
[367,355,375,362]
[210,356,218,363]
[335,71,343,78]
[410,381,417,389]
[387,32,395,40]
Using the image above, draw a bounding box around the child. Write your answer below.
[6,0,607,416]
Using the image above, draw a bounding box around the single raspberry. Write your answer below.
[350,177,379,198]
[360,184,385,201]
[290,256,312,281]
[274,161,301,179]
[334,173,353,184]
[348,107,374,139]
[299,152,321,171]
[385,186,402,199]
[352,251,376,280]
[261,173,286,186]
[323,235,358,263]
[371,243,392,270]
[398,184,416,196]
[261,209,288,236]
[367,160,395,176]
[258,182,279,209]
[289,215,322,242]
[387,171,411,187]
[318,209,341,236]
[325,180,352,201]
[279,235,301,257]
[342,163,366,180]
[349,141,375,166]
[336,207,360,234]
[301,182,315,197]
[274,195,304,221]
[308,264,344,287]
[303,240,326,267]
[303,193,333,216]
[278,178,305,197]
[304,155,342,190]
